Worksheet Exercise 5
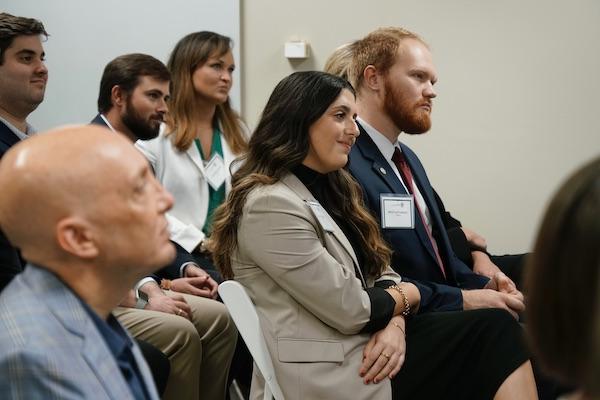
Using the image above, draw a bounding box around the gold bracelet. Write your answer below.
[160,279,172,290]
[389,284,411,317]
[391,321,406,335]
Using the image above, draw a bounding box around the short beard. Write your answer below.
[383,79,431,135]
[122,99,161,141]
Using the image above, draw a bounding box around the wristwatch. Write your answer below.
[135,290,149,309]
[133,277,155,309]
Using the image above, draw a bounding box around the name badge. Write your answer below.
[306,200,335,232]
[380,194,415,229]
[204,154,226,190]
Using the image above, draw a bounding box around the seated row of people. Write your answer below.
[0,12,238,400]
[1,11,596,400]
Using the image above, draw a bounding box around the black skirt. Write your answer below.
[392,308,529,400]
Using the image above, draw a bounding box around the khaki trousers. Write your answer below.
[114,291,237,400]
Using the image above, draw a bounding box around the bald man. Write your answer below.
[0,125,173,399]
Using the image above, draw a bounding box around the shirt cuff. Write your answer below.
[133,277,157,298]
[360,287,396,333]
[374,279,396,289]
[179,262,198,277]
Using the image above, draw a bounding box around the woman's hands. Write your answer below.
[359,316,406,385]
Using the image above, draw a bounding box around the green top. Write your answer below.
[194,127,226,235]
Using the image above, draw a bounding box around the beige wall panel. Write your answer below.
[242,0,600,253]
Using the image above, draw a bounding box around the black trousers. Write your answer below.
[136,339,170,396]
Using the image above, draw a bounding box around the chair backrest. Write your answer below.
[218,280,285,400]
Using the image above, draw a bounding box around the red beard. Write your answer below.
[383,79,432,135]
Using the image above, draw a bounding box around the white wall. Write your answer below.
[241,0,600,253]
[4,0,241,129]
[3,1,599,253]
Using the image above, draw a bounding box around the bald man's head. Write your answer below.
[0,125,174,276]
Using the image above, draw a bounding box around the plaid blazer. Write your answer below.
[0,265,159,399]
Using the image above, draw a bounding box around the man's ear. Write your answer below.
[55,217,99,259]
[363,65,383,92]
[111,85,126,109]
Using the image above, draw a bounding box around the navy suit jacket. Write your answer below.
[90,114,196,279]
[0,121,25,292]
[348,123,489,312]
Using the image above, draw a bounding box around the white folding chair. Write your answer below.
[218,280,285,400]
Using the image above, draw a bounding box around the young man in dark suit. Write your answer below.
[0,13,174,394]
[0,12,48,290]
[344,27,524,315]
[91,53,238,400]
[341,27,565,400]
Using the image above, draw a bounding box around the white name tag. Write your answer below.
[204,154,226,190]
[380,194,415,229]
[306,200,335,232]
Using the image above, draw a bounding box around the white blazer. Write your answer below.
[136,126,239,252]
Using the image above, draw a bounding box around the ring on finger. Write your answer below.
[380,352,391,360]
[176,308,182,316]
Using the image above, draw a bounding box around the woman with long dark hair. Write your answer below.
[210,71,538,400]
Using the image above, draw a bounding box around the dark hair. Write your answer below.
[526,156,600,396]
[0,12,48,65]
[97,53,170,113]
[209,71,391,279]
[166,31,247,154]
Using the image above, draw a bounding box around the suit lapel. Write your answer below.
[399,143,438,218]
[398,143,447,269]
[220,133,235,192]
[22,266,135,399]
[130,338,160,400]
[355,125,406,195]
[0,121,22,149]
[80,323,136,400]
[354,127,441,268]
[185,141,206,176]
[90,114,107,127]
[281,174,367,287]
[400,143,449,264]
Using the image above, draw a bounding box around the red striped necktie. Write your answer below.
[392,148,447,278]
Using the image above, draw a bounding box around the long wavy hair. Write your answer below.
[165,31,247,153]
[209,71,391,280]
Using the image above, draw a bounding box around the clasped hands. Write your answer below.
[141,264,218,319]
[169,264,218,299]
[463,271,525,319]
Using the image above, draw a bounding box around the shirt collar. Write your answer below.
[78,294,132,358]
[357,116,402,160]
[0,115,36,141]
[99,114,117,132]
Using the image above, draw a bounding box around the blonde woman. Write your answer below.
[137,31,248,273]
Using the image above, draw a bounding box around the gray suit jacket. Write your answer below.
[0,265,159,399]
[233,174,401,400]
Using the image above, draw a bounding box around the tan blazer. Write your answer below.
[233,173,401,400]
